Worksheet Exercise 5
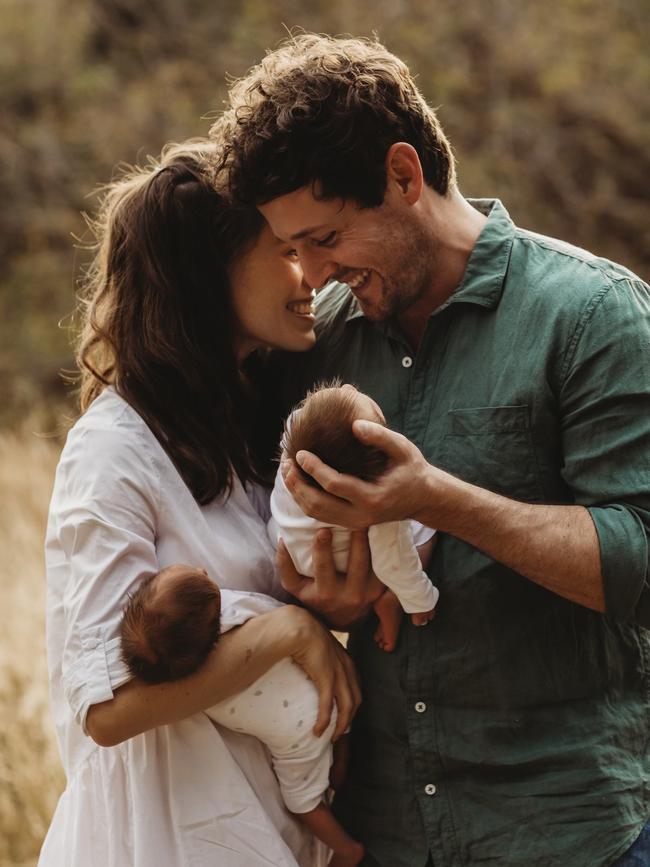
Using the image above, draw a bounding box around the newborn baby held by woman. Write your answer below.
[120,565,363,866]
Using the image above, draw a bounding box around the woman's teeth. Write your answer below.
[346,269,371,290]
[287,300,313,314]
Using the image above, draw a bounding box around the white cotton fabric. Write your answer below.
[41,387,327,867]
[211,589,335,814]
[268,459,439,614]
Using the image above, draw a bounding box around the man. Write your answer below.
[213,34,650,866]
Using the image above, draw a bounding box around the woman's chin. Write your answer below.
[282,331,316,352]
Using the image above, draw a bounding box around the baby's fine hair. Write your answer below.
[120,569,221,683]
[283,381,388,488]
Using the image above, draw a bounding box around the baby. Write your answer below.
[268,383,439,652]
[120,564,364,867]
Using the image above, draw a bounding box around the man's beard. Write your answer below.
[364,219,435,322]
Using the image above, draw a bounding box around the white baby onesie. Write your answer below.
[268,461,439,615]
[207,589,335,814]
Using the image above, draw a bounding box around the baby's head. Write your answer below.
[283,382,388,488]
[120,564,221,683]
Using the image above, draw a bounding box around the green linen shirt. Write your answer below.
[279,200,650,866]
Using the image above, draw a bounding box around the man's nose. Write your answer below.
[300,250,338,291]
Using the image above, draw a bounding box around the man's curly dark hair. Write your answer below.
[212,33,456,208]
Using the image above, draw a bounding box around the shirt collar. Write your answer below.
[341,198,514,324]
[448,198,514,310]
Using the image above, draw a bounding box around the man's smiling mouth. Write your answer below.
[345,269,371,292]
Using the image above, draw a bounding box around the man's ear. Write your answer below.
[385,142,423,205]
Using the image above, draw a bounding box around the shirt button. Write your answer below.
[414,701,427,713]
[401,356,413,368]
[424,783,437,796]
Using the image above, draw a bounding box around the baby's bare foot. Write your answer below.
[329,841,365,866]
[372,590,403,652]
[411,608,435,627]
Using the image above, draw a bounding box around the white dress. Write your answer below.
[41,387,323,867]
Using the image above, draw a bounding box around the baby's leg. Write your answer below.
[372,589,403,652]
[296,802,364,866]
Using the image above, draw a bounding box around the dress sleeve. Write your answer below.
[50,423,161,731]
[559,277,650,625]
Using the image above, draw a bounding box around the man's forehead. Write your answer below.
[259,188,348,239]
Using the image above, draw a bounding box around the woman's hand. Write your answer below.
[283,420,438,529]
[278,529,384,630]
[86,602,360,747]
[286,606,362,739]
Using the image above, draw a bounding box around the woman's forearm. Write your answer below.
[86,605,311,747]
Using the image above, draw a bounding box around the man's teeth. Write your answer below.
[287,301,313,314]
[346,269,371,290]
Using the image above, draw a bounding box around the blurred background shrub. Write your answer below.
[2,0,649,430]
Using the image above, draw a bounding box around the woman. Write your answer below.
[40,140,360,867]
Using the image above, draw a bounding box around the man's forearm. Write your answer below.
[418,471,605,612]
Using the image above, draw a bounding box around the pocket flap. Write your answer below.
[447,405,530,435]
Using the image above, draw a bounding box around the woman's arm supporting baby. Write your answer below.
[87,600,357,747]
[112,564,365,866]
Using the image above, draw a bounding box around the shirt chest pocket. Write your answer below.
[437,405,543,502]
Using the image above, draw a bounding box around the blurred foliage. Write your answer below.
[2,0,649,429]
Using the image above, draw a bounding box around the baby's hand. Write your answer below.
[411,609,435,627]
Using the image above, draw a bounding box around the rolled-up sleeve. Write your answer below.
[559,277,650,625]
[51,424,161,730]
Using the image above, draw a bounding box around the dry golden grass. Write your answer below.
[0,428,64,867]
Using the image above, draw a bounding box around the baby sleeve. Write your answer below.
[368,521,439,614]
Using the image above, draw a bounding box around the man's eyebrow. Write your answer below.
[289,224,329,241]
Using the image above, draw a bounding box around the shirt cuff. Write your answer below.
[62,630,132,734]
[588,504,649,622]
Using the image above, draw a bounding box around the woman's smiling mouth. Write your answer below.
[286,299,314,315]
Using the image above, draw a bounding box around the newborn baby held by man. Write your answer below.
[269,381,439,651]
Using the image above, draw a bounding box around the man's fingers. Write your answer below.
[286,464,372,529]
[276,538,307,596]
[352,419,411,460]
[310,528,339,598]
[345,530,371,600]
[295,450,344,494]
[296,450,374,503]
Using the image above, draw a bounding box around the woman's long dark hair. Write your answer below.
[77,139,279,504]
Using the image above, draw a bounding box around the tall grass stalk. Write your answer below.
[0,430,64,867]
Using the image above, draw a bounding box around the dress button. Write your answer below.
[424,783,437,796]
[401,356,413,368]
[414,701,427,713]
